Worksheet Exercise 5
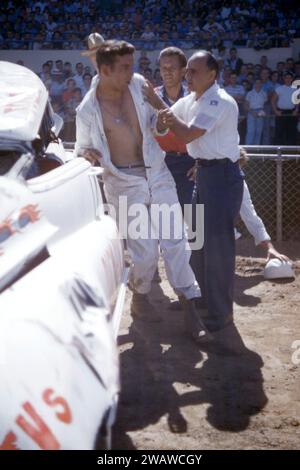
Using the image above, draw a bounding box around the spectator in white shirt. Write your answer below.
[49,72,65,100]
[73,62,85,93]
[203,18,225,34]
[140,24,157,41]
[271,71,299,144]
[245,79,267,145]
[225,72,245,114]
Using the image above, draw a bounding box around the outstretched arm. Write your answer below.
[240,181,290,261]
[157,108,206,143]
[142,80,167,110]
[260,240,290,262]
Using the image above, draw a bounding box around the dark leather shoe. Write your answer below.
[179,297,213,344]
[131,293,162,322]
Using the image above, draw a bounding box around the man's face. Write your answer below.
[83,75,92,88]
[260,69,269,81]
[240,65,247,75]
[185,56,215,94]
[76,63,83,74]
[254,80,262,91]
[284,75,293,86]
[67,79,75,89]
[159,55,186,89]
[277,63,284,71]
[230,74,237,85]
[104,54,134,90]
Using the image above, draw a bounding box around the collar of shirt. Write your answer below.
[194,82,220,104]
[155,83,188,107]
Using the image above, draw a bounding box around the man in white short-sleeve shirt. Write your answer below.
[271,71,299,145]
[157,51,245,352]
[245,78,267,144]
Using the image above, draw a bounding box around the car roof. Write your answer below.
[0,61,48,142]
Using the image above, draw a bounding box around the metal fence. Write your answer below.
[237,146,300,242]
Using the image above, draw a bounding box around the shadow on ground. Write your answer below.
[112,283,268,450]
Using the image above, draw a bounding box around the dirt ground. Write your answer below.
[112,240,300,450]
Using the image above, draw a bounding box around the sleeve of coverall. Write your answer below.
[74,109,93,157]
[240,180,271,245]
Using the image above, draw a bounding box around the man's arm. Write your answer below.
[240,180,271,245]
[240,181,289,260]
[271,91,281,116]
[142,80,167,110]
[157,108,207,144]
[260,240,290,262]
[74,112,102,164]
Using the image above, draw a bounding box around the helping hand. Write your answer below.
[81,148,102,165]
[186,164,197,182]
[142,80,165,110]
[157,108,175,128]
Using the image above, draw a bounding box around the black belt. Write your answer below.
[195,158,232,167]
[166,151,189,157]
[115,163,151,169]
[277,108,295,113]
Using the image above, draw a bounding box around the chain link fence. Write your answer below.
[237,146,300,242]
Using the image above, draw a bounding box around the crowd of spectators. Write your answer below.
[31,49,299,144]
[2,0,299,143]
[1,0,300,51]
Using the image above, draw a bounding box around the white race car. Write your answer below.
[0,61,128,450]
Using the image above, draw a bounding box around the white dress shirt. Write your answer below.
[171,83,240,161]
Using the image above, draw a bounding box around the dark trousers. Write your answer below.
[165,153,195,212]
[190,160,244,331]
[275,109,297,145]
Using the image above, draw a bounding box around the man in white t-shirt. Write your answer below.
[271,71,299,145]
[245,78,267,144]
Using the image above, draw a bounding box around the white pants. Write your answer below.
[104,163,200,300]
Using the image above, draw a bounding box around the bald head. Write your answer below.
[189,50,219,80]
[186,50,219,97]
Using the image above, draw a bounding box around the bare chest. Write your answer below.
[99,91,142,142]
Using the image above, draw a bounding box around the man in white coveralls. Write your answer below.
[75,40,211,345]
